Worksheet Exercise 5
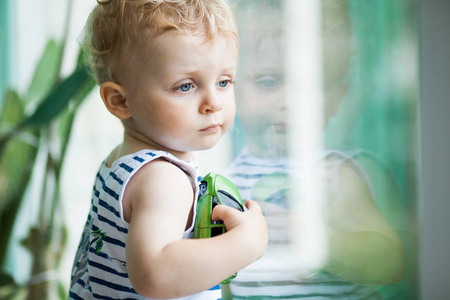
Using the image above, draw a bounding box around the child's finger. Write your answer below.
[211,204,239,222]
[244,199,262,213]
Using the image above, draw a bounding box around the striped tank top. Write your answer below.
[69,149,221,300]
[226,148,381,299]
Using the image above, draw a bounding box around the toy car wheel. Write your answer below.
[198,181,207,198]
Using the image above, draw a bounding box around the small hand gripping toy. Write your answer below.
[194,172,244,284]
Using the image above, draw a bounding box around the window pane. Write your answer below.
[224,0,419,298]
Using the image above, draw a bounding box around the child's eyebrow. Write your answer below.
[167,64,237,77]
[246,69,284,77]
[222,65,238,73]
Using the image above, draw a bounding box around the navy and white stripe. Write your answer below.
[226,148,381,299]
[69,149,221,300]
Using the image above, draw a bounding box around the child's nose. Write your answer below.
[199,89,223,114]
[277,98,287,112]
[277,89,287,112]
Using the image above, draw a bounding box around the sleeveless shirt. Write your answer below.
[69,149,221,300]
[226,148,381,299]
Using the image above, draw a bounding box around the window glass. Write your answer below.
[220,0,420,298]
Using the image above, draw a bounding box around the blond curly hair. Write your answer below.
[81,0,237,84]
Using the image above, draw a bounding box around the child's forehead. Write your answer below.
[123,30,238,78]
[138,30,238,55]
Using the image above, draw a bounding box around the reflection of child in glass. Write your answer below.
[224,0,405,299]
[69,1,267,299]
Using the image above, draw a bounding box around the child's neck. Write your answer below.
[112,131,194,162]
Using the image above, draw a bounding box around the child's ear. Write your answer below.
[100,82,131,120]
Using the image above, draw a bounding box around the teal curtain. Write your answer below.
[0,0,11,104]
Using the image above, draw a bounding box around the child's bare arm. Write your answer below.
[325,161,405,285]
[253,158,405,285]
[123,160,267,299]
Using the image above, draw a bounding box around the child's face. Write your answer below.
[237,33,288,158]
[122,31,238,156]
[236,4,350,159]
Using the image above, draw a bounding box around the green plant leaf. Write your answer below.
[0,89,24,132]
[0,284,27,300]
[57,280,67,300]
[0,92,39,265]
[24,40,61,106]
[0,125,39,265]
[57,74,96,159]
[0,91,37,209]
[58,53,96,134]
[0,271,17,287]
[76,46,90,70]
[21,66,90,128]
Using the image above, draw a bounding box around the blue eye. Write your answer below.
[177,83,193,92]
[255,75,281,89]
[217,80,230,88]
[257,80,277,88]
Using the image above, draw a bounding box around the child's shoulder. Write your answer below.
[128,155,193,189]
[104,149,192,171]
[105,149,173,167]
[320,149,375,199]
[120,150,197,224]
[100,149,200,187]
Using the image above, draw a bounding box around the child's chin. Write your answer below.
[194,141,221,152]
[253,134,288,156]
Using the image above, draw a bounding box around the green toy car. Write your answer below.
[194,172,244,284]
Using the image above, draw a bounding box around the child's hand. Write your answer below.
[211,199,268,258]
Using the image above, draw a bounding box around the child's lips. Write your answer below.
[272,123,287,133]
[200,124,221,133]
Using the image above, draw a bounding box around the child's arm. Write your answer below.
[324,160,405,285]
[123,159,268,299]
[252,158,405,286]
